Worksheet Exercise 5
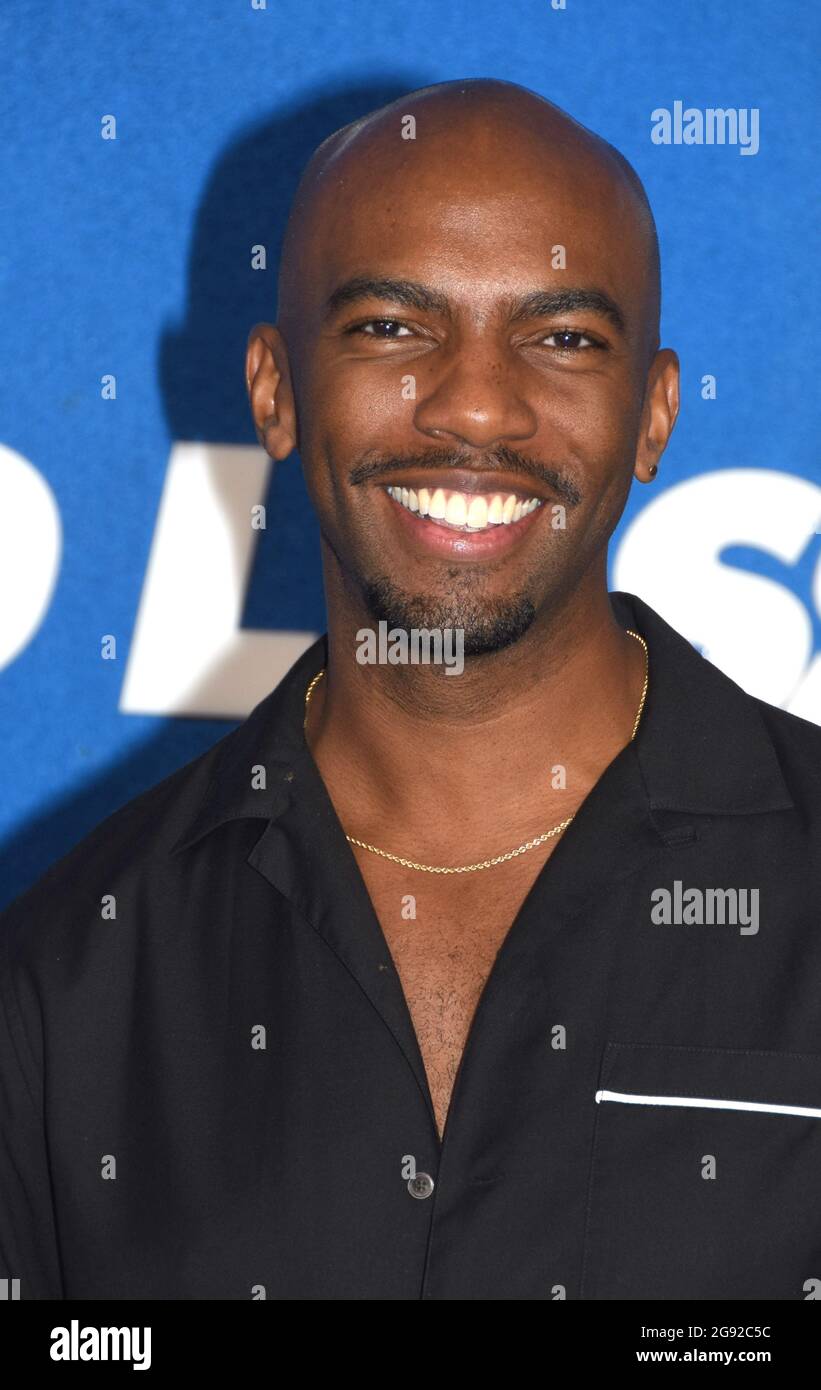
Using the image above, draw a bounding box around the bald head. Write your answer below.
[277,78,660,356]
[247,77,679,663]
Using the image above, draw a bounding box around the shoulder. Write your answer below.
[0,637,323,988]
[752,697,821,816]
[0,729,229,973]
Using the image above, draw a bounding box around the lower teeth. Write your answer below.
[427,517,493,532]
[419,507,538,533]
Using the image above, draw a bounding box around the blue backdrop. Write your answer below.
[1,0,819,910]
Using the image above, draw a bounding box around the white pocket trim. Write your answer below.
[595,1089,821,1119]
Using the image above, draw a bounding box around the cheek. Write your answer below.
[536,375,641,474]
[302,363,411,470]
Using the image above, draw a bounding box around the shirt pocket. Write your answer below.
[580,1042,821,1300]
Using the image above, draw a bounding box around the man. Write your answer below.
[2,79,820,1301]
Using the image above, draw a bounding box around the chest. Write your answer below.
[352,844,557,1136]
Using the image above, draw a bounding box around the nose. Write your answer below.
[412,340,538,450]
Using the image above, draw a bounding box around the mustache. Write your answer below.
[348,444,583,507]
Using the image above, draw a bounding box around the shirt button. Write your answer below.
[407,1172,435,1200]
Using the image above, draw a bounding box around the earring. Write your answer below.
[648,463,658,479]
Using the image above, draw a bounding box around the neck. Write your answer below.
[305,573,647,854]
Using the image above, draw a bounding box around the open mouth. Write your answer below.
[385,485,544,534]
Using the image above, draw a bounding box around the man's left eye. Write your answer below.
[542,329,596,351]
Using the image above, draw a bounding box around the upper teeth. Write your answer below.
[385,486,542,531]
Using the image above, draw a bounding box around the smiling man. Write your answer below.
[3,79,821,1302]
[246,80,675,1145]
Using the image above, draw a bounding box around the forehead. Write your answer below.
[302,124,650,316]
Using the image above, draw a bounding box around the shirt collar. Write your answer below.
[611,591,793,817]
[169,633,326,855]
[169,590,794,857]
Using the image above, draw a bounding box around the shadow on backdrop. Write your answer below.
[0,75,426,910]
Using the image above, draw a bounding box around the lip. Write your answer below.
[379,483,546,559]
[371,468,552,502]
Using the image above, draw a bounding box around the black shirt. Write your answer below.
[2,590,821,1301]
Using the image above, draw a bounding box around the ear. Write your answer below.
[245,323,299,459]
[634,348,680,483]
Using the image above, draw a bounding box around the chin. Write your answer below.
[360,574,537,657]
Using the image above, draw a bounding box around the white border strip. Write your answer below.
[595,1089,821,1119]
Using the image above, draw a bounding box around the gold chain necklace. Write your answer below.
[303,629,649,875]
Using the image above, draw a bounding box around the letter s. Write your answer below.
[613,469,821,716]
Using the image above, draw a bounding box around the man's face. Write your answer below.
[264,124,675,652]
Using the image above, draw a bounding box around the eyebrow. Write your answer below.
[324,276,626,335]
[325,276,452,320]
[508,287,625,335]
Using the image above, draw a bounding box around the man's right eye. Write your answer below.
[347,319,414,337]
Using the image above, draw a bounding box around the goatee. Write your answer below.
[360,575,536,657]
